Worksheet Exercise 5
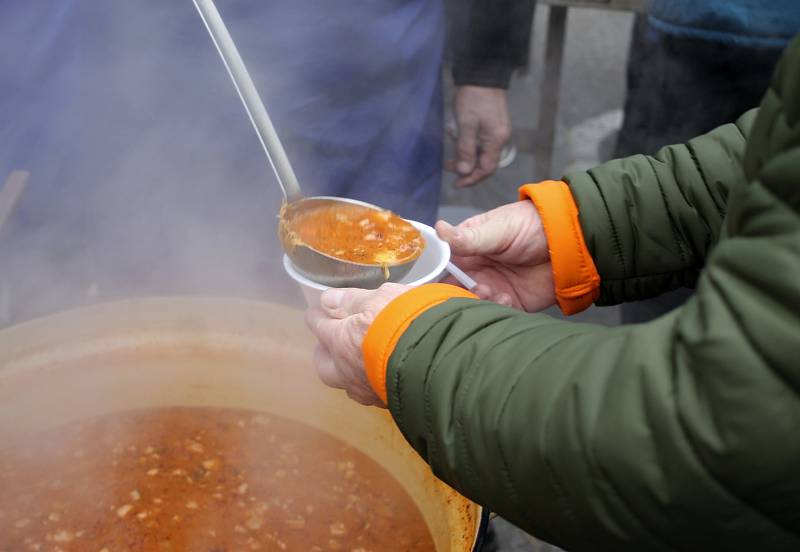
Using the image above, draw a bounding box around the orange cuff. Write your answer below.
[519,181,600,315]
[362,283,478,404]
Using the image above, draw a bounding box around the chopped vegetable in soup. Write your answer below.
[0,407,434,551]
[286,204,424,265]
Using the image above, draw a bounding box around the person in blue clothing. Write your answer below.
[0,0,533,319]
[615,0,800,323]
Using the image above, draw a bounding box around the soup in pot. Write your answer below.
[0,407,435,551]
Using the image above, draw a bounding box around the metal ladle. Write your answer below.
[192,0,420,288]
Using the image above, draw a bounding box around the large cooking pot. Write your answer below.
[0,297,484,551]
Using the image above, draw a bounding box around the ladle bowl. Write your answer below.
[279,196,422,289]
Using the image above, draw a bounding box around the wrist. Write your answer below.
[519,181,600,315]
[453,62,515,89]
[362,284,478,403]
[525,199,551,263]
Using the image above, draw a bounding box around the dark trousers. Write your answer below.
[616,15,782,323]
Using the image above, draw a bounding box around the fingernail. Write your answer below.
[322,289,344,309]
[457,162,472,174]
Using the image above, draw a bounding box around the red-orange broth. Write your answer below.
[0,407,435,551]
[287,204,424,265]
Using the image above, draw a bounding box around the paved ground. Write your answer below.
[441,5,637,549]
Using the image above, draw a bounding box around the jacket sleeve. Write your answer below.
[380,42,800,552]
[387,264,800,551]
[447,0,535,88]
[564,109,757,305]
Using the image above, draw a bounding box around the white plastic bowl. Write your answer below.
[283,220,451,307]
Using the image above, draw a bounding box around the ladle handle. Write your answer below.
[192,0,303,202]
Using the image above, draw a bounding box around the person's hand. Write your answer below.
[447,86,511,187]
[436,200,556,312]
[305,283,410,408]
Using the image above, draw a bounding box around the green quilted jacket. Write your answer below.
[383,35,800,551]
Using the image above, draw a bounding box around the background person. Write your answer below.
[615,0,800,322]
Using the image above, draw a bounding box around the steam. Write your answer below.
[0,2,341,323]
[0,0,449,325]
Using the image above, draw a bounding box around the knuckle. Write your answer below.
[340,288,358,308]
[316,366,339,388]
[348,314,370,346]
[486,132,510,146]
[315,358,342,388]
[465,226,480,240]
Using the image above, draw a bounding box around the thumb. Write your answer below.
[436,219,502,257]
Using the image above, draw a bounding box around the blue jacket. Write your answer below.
[648,0,800,48]
[0,0,446,229]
